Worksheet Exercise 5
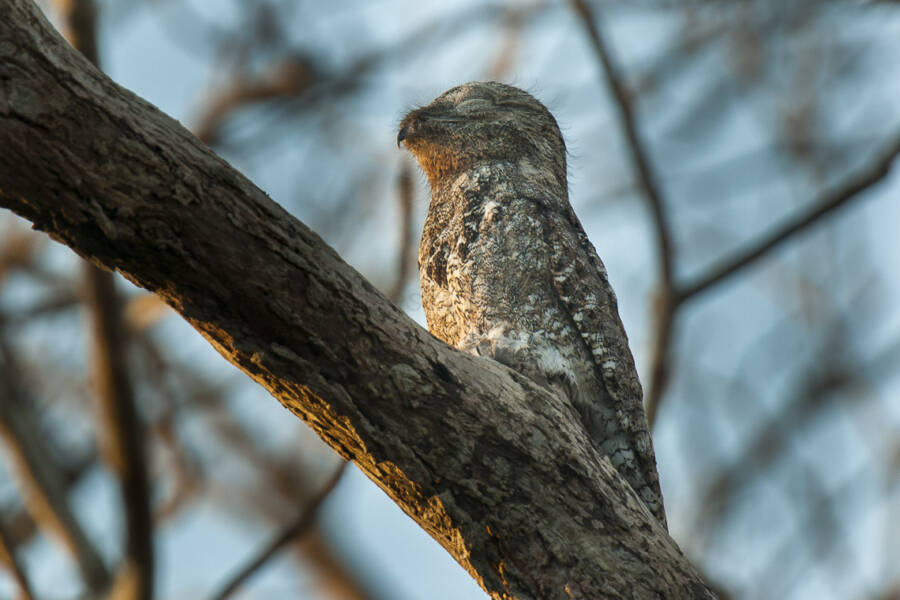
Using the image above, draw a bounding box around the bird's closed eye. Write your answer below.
[455,98,493,113]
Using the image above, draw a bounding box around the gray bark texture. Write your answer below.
[0,1,716,598]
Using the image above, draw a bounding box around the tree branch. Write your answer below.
[675,134,900,303]
[571,0,678,428]
[572,0,900,428]
[0,517,35,600]
[54,0,156,595]
[84,266,155,600]
[0,341,110,593]
[386,161,415,304]
[0,2,715,597]
[55,0,98,65]
[0,446,96,548]
[210,461,348,600]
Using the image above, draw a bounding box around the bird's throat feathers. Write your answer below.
[404,138,468,188]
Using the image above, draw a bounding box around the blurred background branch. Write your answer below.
[0,340,111,594]
[0,517,34,600]
[84,265,154,600]
[676,132,900,302]
[573,0,900,428]
[210,461,348,600]
[57,0,155,596]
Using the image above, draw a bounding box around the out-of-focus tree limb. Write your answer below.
[55,0,98,65]
[0,343,110,594]
[84,267,154,600]
[646,131,900,426]
[191,4,548,150]
[573,0,900,428]
[0,447,96,548]
[487,6,527,80]
[0,517,35,600]
[55,0,155,596]
[571,0,678,428]
[0,3,716,598]
[135,325,375,599]
[387,162,415,304]
[298,531,375,600]
[143,333,375,599]
[210,461,348,600]
[193,56,317,144]
[181,379,375,600]
[675,134,900,302]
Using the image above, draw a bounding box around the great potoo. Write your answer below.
[398,82,666,527]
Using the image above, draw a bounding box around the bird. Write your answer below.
[398,81,666,527]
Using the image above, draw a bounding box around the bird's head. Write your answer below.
[398,82,566,189]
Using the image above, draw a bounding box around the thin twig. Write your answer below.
[0,518,35,600]
[209,461,349,600]
[571,0,677,427]
[194,4,549,151]
[675,133,900,304]
[487,6,527,80]
[132,334,202,523]
[644,305,674,428]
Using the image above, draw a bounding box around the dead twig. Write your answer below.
[209,461,349,600]
[0,447,97,549]
[193,56,318,144]
[193,4,549,151]
[55,0,99,65]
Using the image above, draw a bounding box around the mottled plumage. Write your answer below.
[398,82,666,526]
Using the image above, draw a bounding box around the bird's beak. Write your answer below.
[398,109,422,148]
[397,125,409,148]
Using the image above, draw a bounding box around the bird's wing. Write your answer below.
[529,196,666,526]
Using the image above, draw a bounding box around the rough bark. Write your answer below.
[0,1,716,598]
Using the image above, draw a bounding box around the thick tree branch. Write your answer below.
[0,2,715,598]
